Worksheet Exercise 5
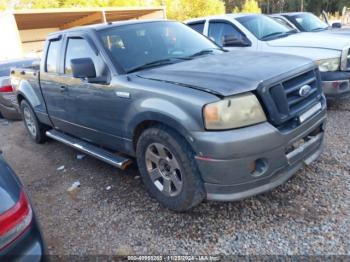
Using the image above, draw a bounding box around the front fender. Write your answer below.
[125,97,203,151]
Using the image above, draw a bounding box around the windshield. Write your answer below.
[98,21,222,73]
[290,13,329,32]
[236,15,292,41]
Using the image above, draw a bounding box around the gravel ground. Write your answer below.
[0,101,349,256]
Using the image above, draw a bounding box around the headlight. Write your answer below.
[316,58,340,72]
[203,93,267,130]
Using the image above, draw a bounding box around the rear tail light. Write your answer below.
[0,190,32,251]
[0,85,14,93]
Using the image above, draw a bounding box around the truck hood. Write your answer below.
[321,29,350,37]
[267,32,350,51]
[136,51,314,97]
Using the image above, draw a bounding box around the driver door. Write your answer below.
[54,35,129,151]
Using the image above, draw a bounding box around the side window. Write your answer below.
[64,38,103,76]
[187,21,205,34]
[46,40,61,73]
[274,17,293,30]
[208,22,243,46]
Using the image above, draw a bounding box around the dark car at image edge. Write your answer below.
[0,151,45,261]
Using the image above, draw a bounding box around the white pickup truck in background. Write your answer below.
[187,14,350,100]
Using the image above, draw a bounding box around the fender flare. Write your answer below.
[16,80,41,108]
[125,98,201,152]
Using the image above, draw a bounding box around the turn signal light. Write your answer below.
[0,190,32,251]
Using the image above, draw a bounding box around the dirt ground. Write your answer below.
[0,101,349,256]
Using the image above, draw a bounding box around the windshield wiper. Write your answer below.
[288,29,298,34]
[311,27,328,32]
[261,30,296,40]
[188,48,222,58]
[127,48,222,73]
[261,32,286,40]
[127,59,177,73]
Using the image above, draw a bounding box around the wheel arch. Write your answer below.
[131,114,197,154]
[16,80,41,109]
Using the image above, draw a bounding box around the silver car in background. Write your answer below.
[0,58,39,120]
[187,14,350,100]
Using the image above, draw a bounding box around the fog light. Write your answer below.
[332,81,340,88]
[339,81,349,91]
[250,159,267,177]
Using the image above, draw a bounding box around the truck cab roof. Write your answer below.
[277,12,312,16]
[48,19,168,37]
[186,13,269,23]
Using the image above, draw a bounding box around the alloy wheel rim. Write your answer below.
[145,143,183,197]
[23,107,37,137]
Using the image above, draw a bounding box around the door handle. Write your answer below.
[60,86,67,92]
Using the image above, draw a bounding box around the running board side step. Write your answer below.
[46,130,132,170]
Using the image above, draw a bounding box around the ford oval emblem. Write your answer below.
[299,85,312,97]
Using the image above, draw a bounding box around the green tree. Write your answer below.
[158,0,225,21]
[17,0,60,9]
[0,0,8,10]
[61,0,147,8]
[233,0,261,13]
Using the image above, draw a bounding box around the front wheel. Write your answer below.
[20,100,46,143]
[136,125,205,212]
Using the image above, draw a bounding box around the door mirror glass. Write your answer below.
[223,35,251,47]
[332,22,342,28]
[71,58,96,79]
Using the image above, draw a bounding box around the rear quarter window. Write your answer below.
[46,40,61,73]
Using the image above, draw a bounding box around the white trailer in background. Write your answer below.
[0,7,166,61]
[0,11,24,60]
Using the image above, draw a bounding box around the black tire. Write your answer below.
[136,125,205,212]
[20,100,46,143]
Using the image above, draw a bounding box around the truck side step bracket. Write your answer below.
[46,130,132,170]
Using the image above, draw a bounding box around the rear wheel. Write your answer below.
[136,125,205,211]
[20,100,46,143]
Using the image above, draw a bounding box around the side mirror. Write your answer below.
[71,58,96,79]
[223,35,251,47]
[332,22,342,28]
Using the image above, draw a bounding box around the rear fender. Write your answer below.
[17,80,41,108]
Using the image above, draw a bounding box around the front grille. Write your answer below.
[258,69,323,128]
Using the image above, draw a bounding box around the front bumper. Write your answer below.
[191,105,326,202]
[321,71,350,99]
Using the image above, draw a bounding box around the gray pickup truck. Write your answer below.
[11,20,326,211]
